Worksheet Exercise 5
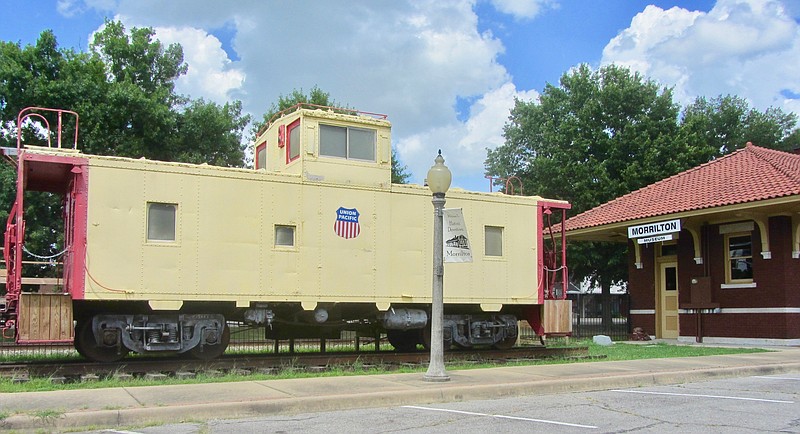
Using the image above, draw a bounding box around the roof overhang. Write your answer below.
[566,194,800,242]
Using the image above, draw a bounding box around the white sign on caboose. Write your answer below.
[443,208,473,263]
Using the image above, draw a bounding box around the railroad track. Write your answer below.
[1,346,590,382]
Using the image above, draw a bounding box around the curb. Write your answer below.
[3,361,799,432]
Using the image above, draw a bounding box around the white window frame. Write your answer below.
[319,124,376,162]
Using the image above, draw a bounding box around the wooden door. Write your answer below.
[657,261,679,339]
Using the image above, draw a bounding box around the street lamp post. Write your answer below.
[424,150,451,382]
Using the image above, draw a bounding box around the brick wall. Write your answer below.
[625,216,799,340]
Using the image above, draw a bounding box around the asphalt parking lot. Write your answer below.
[82,373,800,433]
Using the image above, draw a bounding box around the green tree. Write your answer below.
[172,99,250,167]
[0,31,107,147]
[84,20,187,160]
[391,148,411,184]
[486,64,686,330]
[253,85,342,136]
[679,95,800,165]
[91,21,186,96]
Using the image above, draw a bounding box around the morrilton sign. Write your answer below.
[627,219,681,242]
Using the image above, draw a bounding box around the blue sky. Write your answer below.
[1,0,798,192]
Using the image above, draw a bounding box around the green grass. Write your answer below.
[588,341,767,361]
[0,340,767,393]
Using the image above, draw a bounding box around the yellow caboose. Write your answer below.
[2,105,570,361]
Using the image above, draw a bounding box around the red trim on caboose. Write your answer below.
[19,151,89,300]
[66,162,88,301]
[537,200,571,301]
[286,119,301,164]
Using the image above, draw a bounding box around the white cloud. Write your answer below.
[151,26,245,104]
[59,0,118,16]
[602,0,800,113]
[396,82,539,189]
[489,0,554,19]
[56,0,80,17]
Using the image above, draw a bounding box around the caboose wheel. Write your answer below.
[492,334,517,350]
[419,326,451,351]
[189,324,230,360]
[386,329,419,352]
[76,319,129,363]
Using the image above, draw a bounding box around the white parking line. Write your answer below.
[402,405,598,428]
[610,389,794,403]
[754,376,800,381]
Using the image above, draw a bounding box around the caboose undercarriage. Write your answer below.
[75,313,229,362]
[68,301,524,362]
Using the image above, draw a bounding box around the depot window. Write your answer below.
[147,202,177,242]
[287,119,301,163]
[485,226,503,257]
[660,241,678,257]
[725,232,753,283]
[319,124,376,161]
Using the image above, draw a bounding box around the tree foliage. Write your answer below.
[253,85,341,135]
[680,94,800,164]
[91,21,186,96]
[489,64,693,214]
[391,148,411,184]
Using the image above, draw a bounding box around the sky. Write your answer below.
[1,0,799,192]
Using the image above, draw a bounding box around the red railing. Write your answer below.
[16,107,79,150]
[258,103,388,136]
[2,201,23,339]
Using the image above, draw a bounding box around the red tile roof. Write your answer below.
[565,143,800,232]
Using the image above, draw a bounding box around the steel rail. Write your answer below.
[1,346,591,381]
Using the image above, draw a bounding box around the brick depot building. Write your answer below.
[564,143,799,345]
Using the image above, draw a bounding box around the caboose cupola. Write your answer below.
[254,104,393,189]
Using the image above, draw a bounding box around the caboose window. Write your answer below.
[320,124,376,161]
[320,125,347,158]
[256,142,267,169]
[348,128,375,161]
[287,119,301,163]
[485,226,503,257]
[275,225,295,247]
[147,202,177,242]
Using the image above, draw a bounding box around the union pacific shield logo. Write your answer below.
[334,207,361,239]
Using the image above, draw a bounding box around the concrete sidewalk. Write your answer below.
[1,346,799,432]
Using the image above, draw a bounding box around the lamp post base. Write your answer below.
[423,372,451,382]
